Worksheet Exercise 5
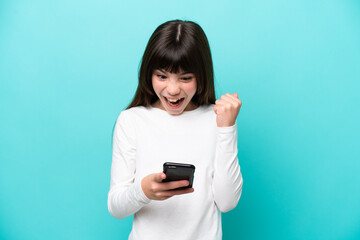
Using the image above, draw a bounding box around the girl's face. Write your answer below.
[152,69,197,115]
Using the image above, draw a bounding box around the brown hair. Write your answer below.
[127,20,216,109]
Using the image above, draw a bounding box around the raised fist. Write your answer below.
[213,93,242,127]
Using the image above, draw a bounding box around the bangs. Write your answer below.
[150,45,198,74]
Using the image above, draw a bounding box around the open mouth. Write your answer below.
[164,97,185,109]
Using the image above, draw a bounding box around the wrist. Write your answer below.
[140,178,151,200]
[136,178,151,203]
[217,123,237,133]
[217,121,236,128]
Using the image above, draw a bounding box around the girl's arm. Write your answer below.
[212,124,243,212]
[212,93,243,212]
[107,111,151,219]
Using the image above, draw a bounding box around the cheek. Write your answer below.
[152,79,163,94]
[184,82,197,96]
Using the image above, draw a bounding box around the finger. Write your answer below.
[225,92,238,97]
[214,104,225,114]
[214,104,226,115]
[226,92,238,99]
[170,187,194,196]
[221,94,237,104]
[224,93,241,103]
[221,95,242,109]
[160,180,190,191]
[161,188,194,198]
[219,96,237,110]
[215,99,227,106]
[213,105,218,114]
[154,172,166,182]
[214,104,224,115]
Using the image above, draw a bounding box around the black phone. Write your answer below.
[162,162,195,189]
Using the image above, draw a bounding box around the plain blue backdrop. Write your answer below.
[1,0,359,239]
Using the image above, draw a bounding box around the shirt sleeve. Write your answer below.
[107,111,151,219]
[212,123,243,212]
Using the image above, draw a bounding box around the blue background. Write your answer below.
[1,0,359,239]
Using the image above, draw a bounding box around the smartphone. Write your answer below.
[162,162,195,189]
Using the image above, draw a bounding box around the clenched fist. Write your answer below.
[213,93,242,127]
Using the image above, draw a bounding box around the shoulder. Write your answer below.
[114,106,140,129]
[117,106,150,121]
[196,104,216,118]
[114,106,151,137]
[187,104,216,127]
[200,104,215,113]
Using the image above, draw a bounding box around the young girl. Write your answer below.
[108,20,243,240]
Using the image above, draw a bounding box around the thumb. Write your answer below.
[154,172,166,182]
[213,105,218,115]
[233,92,238,98]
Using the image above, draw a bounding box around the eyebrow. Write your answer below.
[156,69,193,76]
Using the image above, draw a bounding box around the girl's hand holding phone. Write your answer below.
[213,93,242,127]
[141,172,194,200]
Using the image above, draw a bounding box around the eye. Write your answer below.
[181,76,193,81]
[157,74,167,80]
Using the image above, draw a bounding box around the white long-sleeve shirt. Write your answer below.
[108,105,243,240]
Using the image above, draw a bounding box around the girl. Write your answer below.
[108,20,243,240]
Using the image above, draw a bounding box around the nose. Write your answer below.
[167,79,181,96]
